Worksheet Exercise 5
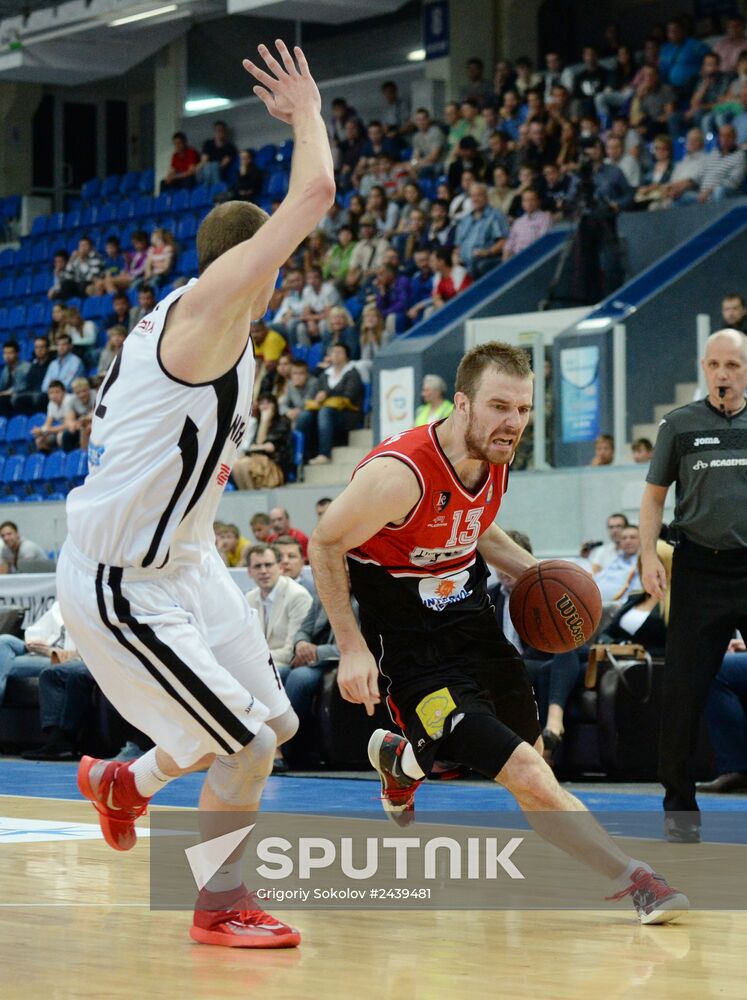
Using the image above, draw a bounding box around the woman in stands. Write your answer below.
[259,353,291,410]
[636,134,675,207]
[302,230,329,272]
[143,227,176,289]
[489,165,517,216]
[104,230,149,294]
[323,305,359,359]
[341,193,365,237]
[232,394,293,490]
[395,180,431,233]
[556,120,580,174]
[295,342,362,465]
[358,303,385,367]
[365,185,399,238]
[47,302,67,343]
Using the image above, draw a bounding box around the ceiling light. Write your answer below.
[184,97,231,112]
[110,5,178,27]
[407,48,426,61]
[576,318,612,331]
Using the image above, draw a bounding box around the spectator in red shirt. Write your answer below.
[430,246,473,310]
[268,507,309,558]
[161,131,199,192]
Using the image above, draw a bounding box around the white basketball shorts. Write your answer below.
[57,540,290,767]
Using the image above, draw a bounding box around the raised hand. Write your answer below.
[243,40,321,125]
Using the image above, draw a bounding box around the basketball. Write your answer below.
[509,560,603,654]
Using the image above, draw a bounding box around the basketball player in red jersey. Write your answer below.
[309,343,688,924]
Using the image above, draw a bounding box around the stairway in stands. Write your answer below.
[299,428,373,488]
[632,381,699,444]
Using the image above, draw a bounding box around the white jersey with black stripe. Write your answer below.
[65,281,255,571]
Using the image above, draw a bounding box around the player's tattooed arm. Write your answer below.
[477,522,538,580]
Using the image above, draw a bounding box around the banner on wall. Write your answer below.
[559,345,601,444]
[424,0,449,60]
[0,573,57,626]
[379,367,415,440]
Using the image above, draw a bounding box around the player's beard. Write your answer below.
[464,408,517,465]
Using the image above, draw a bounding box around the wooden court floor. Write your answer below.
[0,794,743,1000]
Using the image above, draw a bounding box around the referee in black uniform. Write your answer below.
[640,328,747,843]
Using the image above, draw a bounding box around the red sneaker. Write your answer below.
[191,886,301,948]
[77,756,150,852]
[367,729,423,827]
[606,867,690,925]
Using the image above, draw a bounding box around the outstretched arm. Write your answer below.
[163,40,335,383]
[639,482,669,600]
[477,523,537,578]
[308,457,421,714]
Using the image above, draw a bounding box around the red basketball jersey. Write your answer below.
[348,421,508,628]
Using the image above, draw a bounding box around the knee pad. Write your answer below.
[438,712,523,780]
[206,724,277,805]
[265,706,299,747]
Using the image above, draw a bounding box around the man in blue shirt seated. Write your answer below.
[405,249,435,327]
[455,182,510,278]
[595,525,642,602]
[659,16,710,97]
[41,332,84,393]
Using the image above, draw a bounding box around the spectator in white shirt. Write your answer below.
[662,127,707,204]
[594,526,642,603]
[676,124,746,204]
[585,512,629,572]
[31,380,69,452]
[0,521,46,572]
[271,269,306,347]
[294,267,341,347]
[605,134,641,188]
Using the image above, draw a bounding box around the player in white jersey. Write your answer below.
[56,40,335,948]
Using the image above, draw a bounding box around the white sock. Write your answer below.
[204,860,243,894]
[129,749,173,799]
[400,742,425,780]
[614,858,653,888]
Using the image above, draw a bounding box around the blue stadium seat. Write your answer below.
[210,182,228,199]
[178,247,199,277]
[27,413,46,436]
[43,451,66,490]
[82,295,108,320]
[12,274,31,298]
[135,195,154,219]
[21,453,45,494]
[0,417,7,451]
[25,493,45,502]
[5,414,28,453]
[7,305,26,331]
[362,381,372,415]
[0,307,8,331]
[65,296,82,312]
[48,491,66,502]
[101,174,121,199]
[0,248,15,270]
[153,192,171,215]
[2,195,20,220]
[26,302,46,328]
[64,448,88,488]
[30,215,49,236]
[276,139,293,165]
[157,215,176,234]
[288,429,304,483]
[98,204,117,225]
[119,172,141,196]
[307,342,324,370]
[116,199,136,222]
[255,144,277,170]
[81,178,101,202]
[48,212,65,233]
[189,185,212,210]
[31,240,50,266]
[30,273,49,297]
[15,243,32,268]
[0,278,13,300]
[0,494,20,503]
[2,455,24,494]
[139,168,155,194]
[79,205,96,227]
[64,209,81,230]
[266,171,289,199]
[170,189,191,213]
[0,456,5,480]
[175,215,197,242]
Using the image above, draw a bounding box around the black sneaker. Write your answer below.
[21,728,78,761]
[664,815,701,844]
[606,867,689,925]
[367,729,422,827]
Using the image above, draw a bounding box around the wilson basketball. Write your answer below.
[509,560,603,654]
